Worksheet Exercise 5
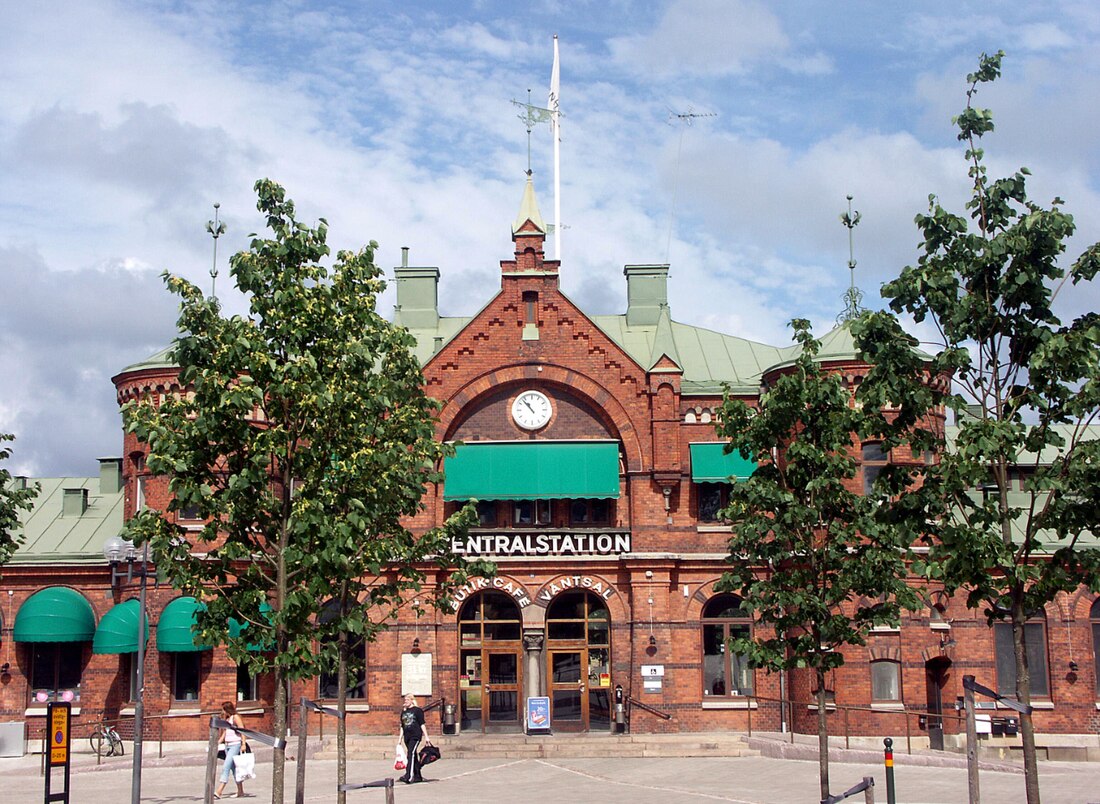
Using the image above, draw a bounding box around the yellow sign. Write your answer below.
[48,703,69,765]
[599,673,611,687]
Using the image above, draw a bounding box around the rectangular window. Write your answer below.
[476,500,496,527]
[1094,621,1100,697]
[513,500,551,526]
[569,499,609,525]
[994,622,1049,697]
[172,653,202,702]
[871,661,901,701]
[702,623,752,696]
[127,653,140,702]
[30,643,83,703]
[236,663,258,702]
[862,443,888,495]
[697,484,727,522]
[178,502,202,521]
[136,476,147,512]
[319,643,367,700]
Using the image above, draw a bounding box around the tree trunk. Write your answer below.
[337,631,348,804]
[1013,603,1041,804]
[817,668,830,802]
[271,666,287,804]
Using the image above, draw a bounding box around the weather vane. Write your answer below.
[511,89,555,175]
[205,202,226,299]
[837,194,865,323]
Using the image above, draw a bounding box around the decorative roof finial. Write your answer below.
[511,89,554,176]
[837,194,864,323]
[205,202,226,299]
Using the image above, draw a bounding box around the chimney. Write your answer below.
[62,487,89,517]
[393,248,440,330]
[13,476,27,490]
[624,264,670,326]
[98,458,123,495]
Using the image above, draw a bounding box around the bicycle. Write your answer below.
[89,719,125,757]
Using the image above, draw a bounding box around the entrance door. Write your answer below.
[485,650,521,731]
[925,657,950,751]
[549,649,586,731]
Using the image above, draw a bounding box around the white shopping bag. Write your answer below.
[394,742,407,771]
[234,748,257,782]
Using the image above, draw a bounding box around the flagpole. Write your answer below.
[550,34,561,262]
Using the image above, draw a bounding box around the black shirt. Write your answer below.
[400,705,425,741]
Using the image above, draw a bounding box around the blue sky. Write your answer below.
[2,0,1099,475]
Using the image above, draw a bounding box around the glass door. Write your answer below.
[485,650,521,731]
[549,649,586,731]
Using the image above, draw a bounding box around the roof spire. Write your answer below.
[512,172,546,235]
[837,194,864,323]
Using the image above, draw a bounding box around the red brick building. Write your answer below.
[3,178,1099,753]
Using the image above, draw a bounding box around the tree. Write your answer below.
[0,433,38,567]
[855,52,1100,804]
[716,320,925,802]
[123,179,486,804]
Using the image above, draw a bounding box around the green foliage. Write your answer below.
[717,321,922,673]
[855,53,1100,804]
[0,433,39,566]
[123,179,489,800]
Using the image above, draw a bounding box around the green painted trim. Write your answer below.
[13,587,96,643]
[92,599,150,654]
[690,443,757,483]
[444,442,620,501]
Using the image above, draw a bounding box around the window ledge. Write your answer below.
[25,707,81,717]
[1005,701,1053,710]
[701,699,757,710]
[319,702,371,712]
[871,702,905,711]
[929,622,951,632]
[119,707,136,716]
[869,627,900,634]
[806,704,837,712]
[696,524,732,533]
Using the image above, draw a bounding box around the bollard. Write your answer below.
[883,738,895,804]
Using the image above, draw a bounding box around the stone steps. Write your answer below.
[315,732,758,761]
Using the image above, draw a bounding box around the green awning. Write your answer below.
[13,587,96,643]
[93,599,150,654]
[229,602,274,652]
[690,443,757,483]
[156,596,211,652]
[443,442,620,501]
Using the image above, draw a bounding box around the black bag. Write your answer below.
[418,744,441,765]
[217,745,226,760]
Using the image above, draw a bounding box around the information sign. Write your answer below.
[44,701,71,803]
[525,696,551,734]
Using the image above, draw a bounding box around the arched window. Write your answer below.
[546,591,609,644]
[459,591,522,644]
[1091,598,1100,696]
[994,611,1049,698]
[702,594,753,697]
[318,600,366,700]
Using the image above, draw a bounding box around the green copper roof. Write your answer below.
[14,587,97,643]
[117,342,178,374]
[11,473,124,564]
[93,599,150,654]
[443,441,620,501]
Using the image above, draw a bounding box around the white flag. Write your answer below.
[549,34,560,141]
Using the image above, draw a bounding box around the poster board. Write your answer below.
[401,653,433,697]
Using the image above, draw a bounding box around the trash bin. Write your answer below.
[0,722,25,757]
[442,704,457,735]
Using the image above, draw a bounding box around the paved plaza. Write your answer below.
[4,744,1100,804]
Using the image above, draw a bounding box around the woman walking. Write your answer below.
[215,701,249,799]
[397,693,431,784]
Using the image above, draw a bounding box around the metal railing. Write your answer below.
[626,696,672,721]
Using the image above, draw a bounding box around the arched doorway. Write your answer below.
[458,591,523,733]
[545,590,611,732]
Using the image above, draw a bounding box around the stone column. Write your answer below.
[523,629,545,702]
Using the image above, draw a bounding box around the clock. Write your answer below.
[511,390,552,430]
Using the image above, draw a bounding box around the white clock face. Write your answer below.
[511,390,553,430]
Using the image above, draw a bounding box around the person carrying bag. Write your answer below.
[397,693,432,784]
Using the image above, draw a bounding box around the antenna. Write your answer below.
[205,203,226,299]
[837,195,865,323]
[665,107,717,264]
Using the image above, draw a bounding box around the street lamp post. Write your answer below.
[103,535,150,804]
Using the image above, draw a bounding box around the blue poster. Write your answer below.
[526,696,551,734]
